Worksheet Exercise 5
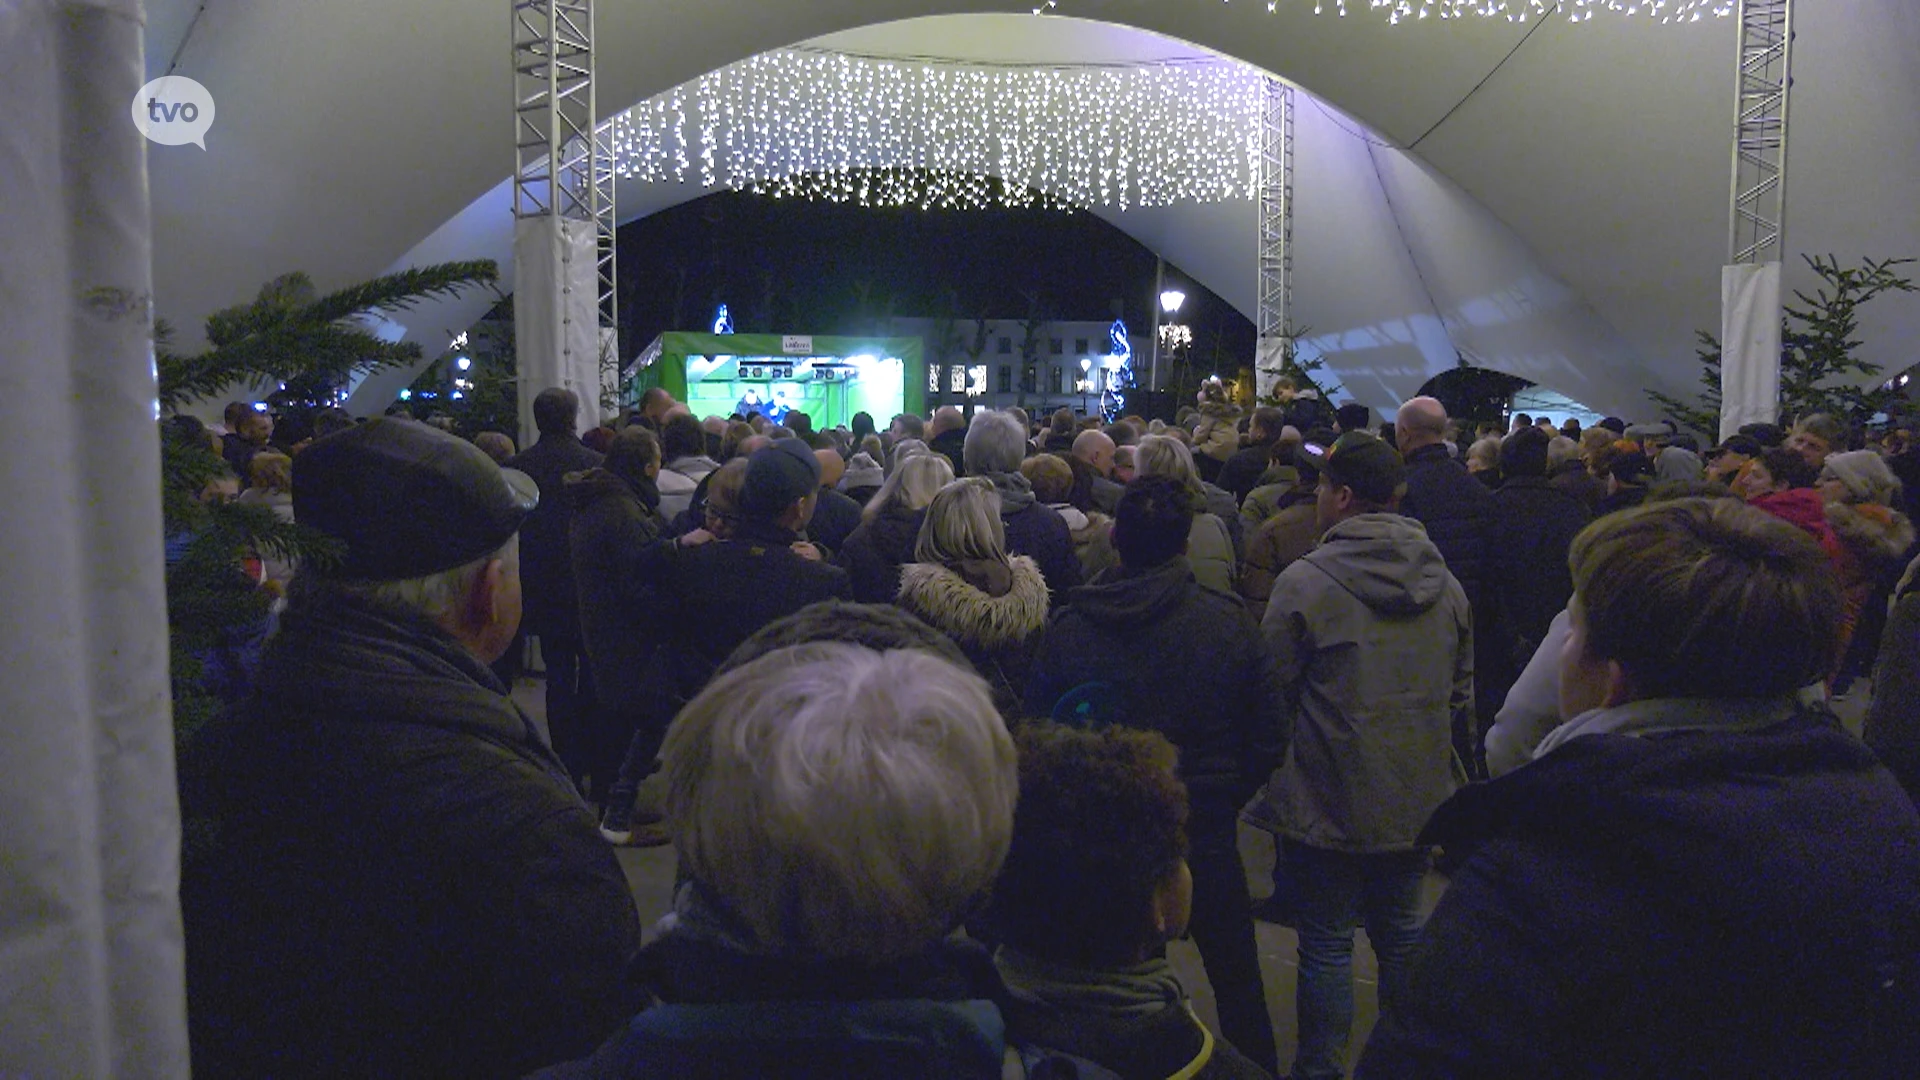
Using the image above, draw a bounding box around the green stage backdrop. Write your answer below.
[630,333,925,428]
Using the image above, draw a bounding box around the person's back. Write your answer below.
[1489,428,1591,673]
[181,419,642,1079]
[1360,498,1920,1079]
[1028,475,1285,1073]
[1258,432,1468,1080]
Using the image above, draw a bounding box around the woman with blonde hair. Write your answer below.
[1134,434,1238,595]
[835,453,954,603]
[1818,450,1914,688]
[896,478,1049,713]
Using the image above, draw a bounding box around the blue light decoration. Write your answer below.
[1101,318,1133,422]
[712,304,735,334]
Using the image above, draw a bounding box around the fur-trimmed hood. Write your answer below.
[897,556,1049,649]
[1828,502,1917,582]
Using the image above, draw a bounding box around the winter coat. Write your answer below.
[1750,488,1844,563]
[507,434,605,639]
[1547,458,1606,515]
[1488,475,1590,679]
[809,487,865,556]
[1186,512,1237,596]
[1216,441,1278,506]
[1359,701,1920,1079]
[1869,556,1920,806]
[567,467,667,708]
[1190,401,1243,465]
[1051,502,1119,582]
[1255,513,1471,852]
[657,455,717,521]
[1236,493,1318,611]
[1200,482,1244,557]
[1828,501,1916,672]
[897,556,1049,714]
[1028,557,1288,817]
[1397,443,1497,608]
[1281,390,1332,434]
[647,517,853,697]
[979,469,1083,604]
[535,931,1017,1080]
[930,425,969,477]
[1237,466,1301,536]
[836,506,926,604]
[179,586,644,1079]
[1483,607,1572,777]
[1089,473,1125,515]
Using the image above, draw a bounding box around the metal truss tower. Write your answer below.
[512,0,617,415]
[1255,77,1295,400]
[1729,0,1794,265]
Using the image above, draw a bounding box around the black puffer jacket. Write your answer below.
[180,585,644,1079]
[567,467,667,705]
[1360,707,1920,1079]
[1027,557,1288,815]
[837,506,927,603]
[507,434,605,638]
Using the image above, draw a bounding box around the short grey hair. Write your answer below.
[1468,436,1503,470]
[963,409,1028,475]
[1134,434,1203,494]
[333,534,518,625]
[662,642,1017,961]
[1547,435,1580,471]
[864,452,954,523]
[915,478,1007,563]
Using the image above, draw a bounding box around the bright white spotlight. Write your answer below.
[456,356,472,371]
[1160,290,1186,315]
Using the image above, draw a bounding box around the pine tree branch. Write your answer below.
[300,262,500,327]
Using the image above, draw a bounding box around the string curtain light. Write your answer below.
[607,50,1265,211]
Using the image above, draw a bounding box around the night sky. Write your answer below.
[614,184,1256,372]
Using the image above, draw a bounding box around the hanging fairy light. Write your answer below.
[606,50,1265,211]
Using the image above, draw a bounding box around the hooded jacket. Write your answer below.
[567,467,667,706]
[1829,501,1917,659]
[180,585,644,1079]
[1257,514,1471,852]
[1027,557,1288,814]
[658,454,719,521]
[977,469,1083,604]
[1049,502,1120,581]
[1237,491,1318,612]
[1191,400,1244,465]
[1359,703,1920,1079]
[897,556,1049,713]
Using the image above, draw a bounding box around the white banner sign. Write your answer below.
[782,335,813,355]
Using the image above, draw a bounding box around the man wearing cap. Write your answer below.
[179,418,643,1079]
[649,437,852,696]
[1259,431,1471,1080]
[1705,433,1762,485]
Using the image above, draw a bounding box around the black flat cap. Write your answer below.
[294,417,538,581]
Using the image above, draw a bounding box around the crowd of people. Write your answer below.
[174,380,1920,1078]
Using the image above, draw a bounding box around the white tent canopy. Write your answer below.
[143,0,1920,421]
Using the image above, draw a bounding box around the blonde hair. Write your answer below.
[915,478,1007,564]
[863,452,953,524]
[662,643,1017,961]
[703,458,749,537]
[247,451,293,493]
[1134,433,1203,494]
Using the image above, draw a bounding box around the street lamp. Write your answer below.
[1160,289,1186,316]
[1079,357,1093,416]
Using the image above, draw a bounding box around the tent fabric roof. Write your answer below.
[143,1,1920,419]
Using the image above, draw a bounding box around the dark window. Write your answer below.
[997,336,1012,355]
[1075,337,1089,355]
[1050,338,1064,355]
[1021,366,1037,394]
[998,365,1013,393]
[1051,366,1066,394]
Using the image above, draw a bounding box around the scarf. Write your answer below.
[994,946,1184,1018]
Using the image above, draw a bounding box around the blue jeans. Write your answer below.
[1285,842,1428,1080]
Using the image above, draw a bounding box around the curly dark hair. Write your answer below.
[988,722,1189,968]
